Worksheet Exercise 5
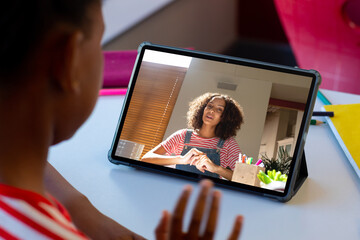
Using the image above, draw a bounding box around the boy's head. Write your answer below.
[1,0,104,144]
[1,0,102,80]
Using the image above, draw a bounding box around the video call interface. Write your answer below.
[116,49,313,192]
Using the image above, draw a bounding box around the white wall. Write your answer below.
[260,112,281,159]
[164,58,272,159]
[259,109,303,159]
[102,0,174,45]
[102,0,238,53]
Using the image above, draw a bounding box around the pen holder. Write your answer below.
[231,162,265,187]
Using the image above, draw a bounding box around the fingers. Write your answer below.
[169,185,193,239]
[189,148,205,155]
[227,215,244,240]
[201,190,220,240]
[192,158,203,171]
[158,179,243,240]
[190,158,197,166]
[186,149,206,166]
[195,157,212,173]
[187,179,213,239]
[190,156,206,168]
[183,149,204,165]
[190,156,201,166]
[155,210,170,240]
[189,149,206,159]
[196,165,206,173]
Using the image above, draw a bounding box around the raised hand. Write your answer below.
[155,179,243,240]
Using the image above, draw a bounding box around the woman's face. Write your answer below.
[202,97,226,128]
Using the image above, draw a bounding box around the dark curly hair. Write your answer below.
[187,92,244,139]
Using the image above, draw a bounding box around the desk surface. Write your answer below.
[48,89,360,239]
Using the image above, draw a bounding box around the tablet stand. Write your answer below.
[292,151,308,196]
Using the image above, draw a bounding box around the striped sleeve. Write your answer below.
[161,129,186,155]
[220,138,241,170]
[0,193,89,240]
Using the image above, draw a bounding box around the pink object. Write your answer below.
[274,0,360,94]
[103,50,138,88]
[255,159,263,166]
[99,88,127,96]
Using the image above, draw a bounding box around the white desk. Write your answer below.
[48,89,360,239]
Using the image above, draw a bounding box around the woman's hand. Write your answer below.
[194,155,218,173]
[193,156,234,180]
[181,148,204,165]
[155,179,243,240]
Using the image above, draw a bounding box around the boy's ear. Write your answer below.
[50,30,85,93]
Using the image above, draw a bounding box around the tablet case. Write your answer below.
[108,42,319,202]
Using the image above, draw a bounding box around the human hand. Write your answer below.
[155,179,243,240]
[194,155,218,174]
[181,148,204,165]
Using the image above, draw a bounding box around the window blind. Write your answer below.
[119,61,187,158]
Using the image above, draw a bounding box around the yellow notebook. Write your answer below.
[323,104,360,178]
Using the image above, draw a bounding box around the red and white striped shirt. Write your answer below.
[161,129,241,170]
[0,184,88,240]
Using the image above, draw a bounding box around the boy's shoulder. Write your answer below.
[0,183,88,239]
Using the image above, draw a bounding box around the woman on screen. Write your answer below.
[141,92,244,180]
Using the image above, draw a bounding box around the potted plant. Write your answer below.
[257,146,292,191]
[261,146,292,175]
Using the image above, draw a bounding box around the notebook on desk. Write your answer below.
[323,103,360,179]
[108,42,321,202]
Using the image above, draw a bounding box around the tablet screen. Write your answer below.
[109,43,319,200]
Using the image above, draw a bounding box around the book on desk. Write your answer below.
[323,103,360,179]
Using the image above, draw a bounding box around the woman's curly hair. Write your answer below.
[187,92,244,140]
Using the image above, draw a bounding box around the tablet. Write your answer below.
[108,42,321,202]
